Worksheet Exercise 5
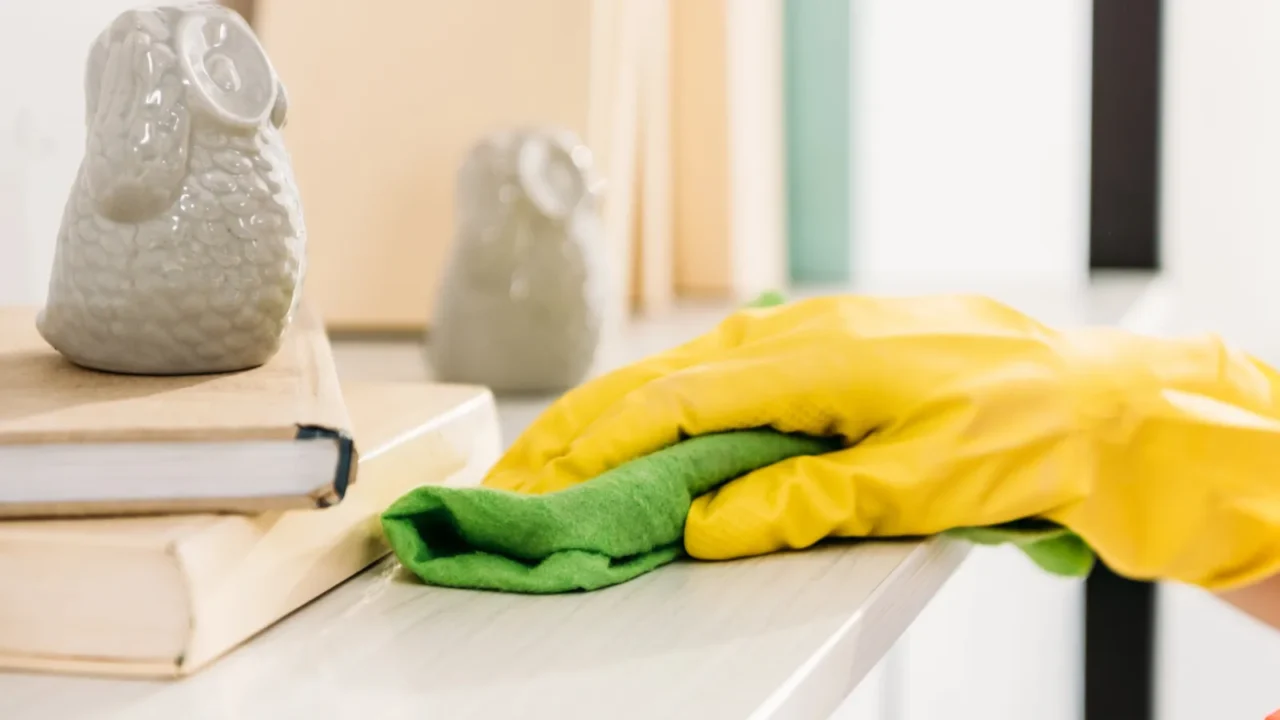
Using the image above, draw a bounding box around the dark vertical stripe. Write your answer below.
[1085,563,1156,720]
[1088,0,1161,270]
[1085,1,1161,718]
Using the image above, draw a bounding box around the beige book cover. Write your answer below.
[0,381,499,679]
[0,305,356,517]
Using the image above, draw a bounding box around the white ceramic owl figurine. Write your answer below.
[429,129,605,393]
[37,2,305,375]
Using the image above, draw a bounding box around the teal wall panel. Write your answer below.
[784,0,851,283]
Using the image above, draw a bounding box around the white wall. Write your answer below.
[848,0,1093,294]
[1156,585,1280,720]
[0,2,137,305]
[1161,0,1280,361]
[897,548,1085,720]
[835,551,1086,720]
[726,0,789,301]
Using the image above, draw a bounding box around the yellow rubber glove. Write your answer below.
[483,294,1280,591]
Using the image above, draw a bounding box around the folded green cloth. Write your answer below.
[382,428,1095,594]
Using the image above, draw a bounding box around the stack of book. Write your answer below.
[0,305,499,678]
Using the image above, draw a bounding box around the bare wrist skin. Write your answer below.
[1218,572,1280,631]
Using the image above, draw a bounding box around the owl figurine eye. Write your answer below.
[176,8,277,127]
[517,134,589,221]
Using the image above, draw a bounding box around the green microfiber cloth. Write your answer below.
[384,291,1096,594]
[382,430,836,593]
[381,428,1095,594]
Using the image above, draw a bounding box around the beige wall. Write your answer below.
[255,0,595,331]
[670,0,732,298]
[220,0,254,24]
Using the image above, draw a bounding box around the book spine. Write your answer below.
[295,425,357,505]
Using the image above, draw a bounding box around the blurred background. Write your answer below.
[2,1,1278,719]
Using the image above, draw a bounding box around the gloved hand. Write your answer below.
[483,294,1280,591]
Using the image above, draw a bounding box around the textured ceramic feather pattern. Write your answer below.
[37,3,304,375]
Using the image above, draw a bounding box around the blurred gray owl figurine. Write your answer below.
[429,129,605,393]
[37,2,305,375]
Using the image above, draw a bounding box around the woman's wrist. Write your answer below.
[1217,572,1280,631]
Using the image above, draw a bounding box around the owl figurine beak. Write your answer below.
[270,81,288,129]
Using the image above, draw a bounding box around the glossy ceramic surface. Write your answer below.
[429,128,604,393]
[37,2,304,375]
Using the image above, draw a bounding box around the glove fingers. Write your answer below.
[1047,389,1280,589]
[517,345,897,495]
[1069,329,1280,416]
[684,401,1092,560]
